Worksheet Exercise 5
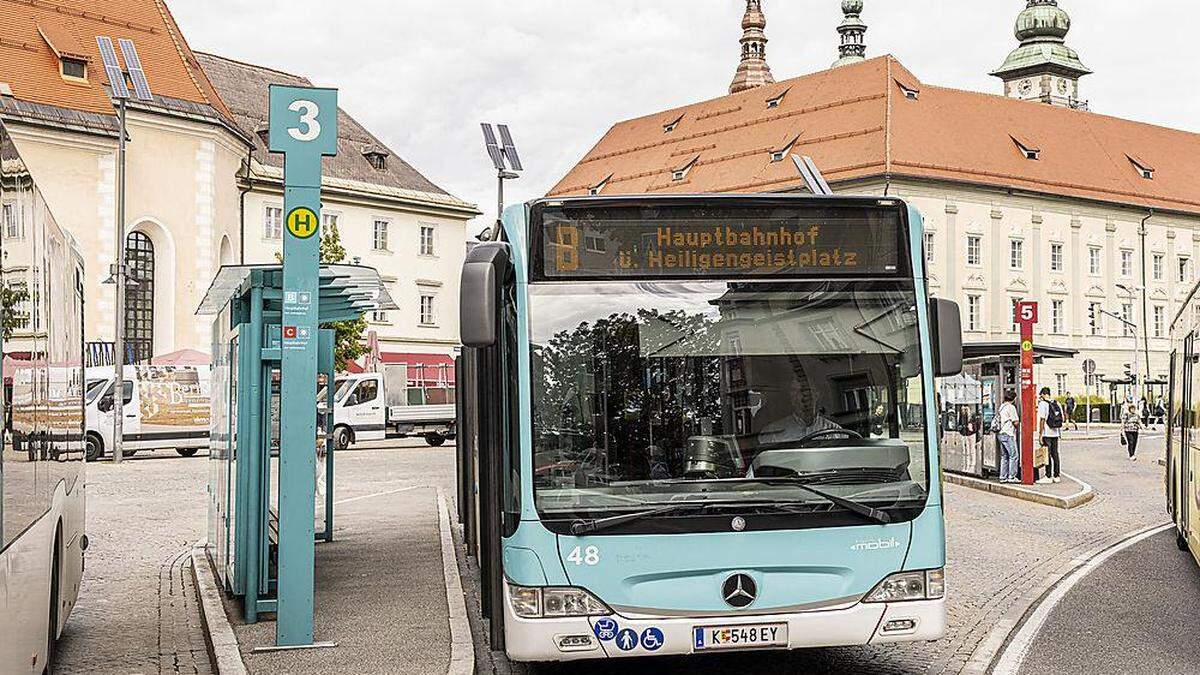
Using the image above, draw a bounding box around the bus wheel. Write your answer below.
[333,426,352,451]
[85,435,103,462]
[1178,530,1190,551]
[425,433,446,447]
[177,448,199,458]
[45,529,61,674]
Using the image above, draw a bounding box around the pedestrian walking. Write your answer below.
[1037,387,1063,484]
[1156,399,1167,427]
[1122,401,1141,461]
[1140,396,1151,430]
[1064,392,1079,431]
[997,390,1021,483]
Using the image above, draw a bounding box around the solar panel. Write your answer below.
[480,123,505,171]
[118,39,153,102]
[497,124,523,172]
[95,36,129,99]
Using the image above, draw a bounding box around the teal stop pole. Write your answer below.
[267,84,337,648]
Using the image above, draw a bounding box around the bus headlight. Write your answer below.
[863,568,945,603]
[507,584,612,619]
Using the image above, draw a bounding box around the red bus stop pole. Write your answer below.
[1016,301,1038,485]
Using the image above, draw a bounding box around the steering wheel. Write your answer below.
[797,427,863,443]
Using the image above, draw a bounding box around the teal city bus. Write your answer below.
[456,194,962,664]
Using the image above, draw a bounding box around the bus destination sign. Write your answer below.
[536,205,904,280]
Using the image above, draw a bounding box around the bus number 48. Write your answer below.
[567,546,600,566]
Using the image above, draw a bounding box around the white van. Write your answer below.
[324,363,456,449]
[85,364,211,460]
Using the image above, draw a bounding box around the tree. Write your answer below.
[275,222,368,371]
[0,283,29,340]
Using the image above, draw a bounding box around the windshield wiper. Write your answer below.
[569,500,714,535]
[707,477,892,524]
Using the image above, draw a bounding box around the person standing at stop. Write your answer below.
[1037,387,1063,483]
[997,390,1021,483]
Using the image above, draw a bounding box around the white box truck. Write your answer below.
[324,363,455,449]
[84,364,210,460]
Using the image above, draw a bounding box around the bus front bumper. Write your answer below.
[503,592,946,662]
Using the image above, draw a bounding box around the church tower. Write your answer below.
[991,0,1091,108]
[832,0,867,68]
[729,0,776,94]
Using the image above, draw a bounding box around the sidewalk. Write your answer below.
[199,445,461,674]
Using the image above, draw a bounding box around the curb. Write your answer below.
[190,543,249,675]
[944,472,1094,509]
[437,489,475,675]
[963,521,1172,675]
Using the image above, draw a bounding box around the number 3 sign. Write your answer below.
[268,85,338,165]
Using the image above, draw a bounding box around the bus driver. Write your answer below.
[759,373,844,444]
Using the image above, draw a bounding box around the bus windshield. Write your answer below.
[528,280,928,521]
[85,378,109,404]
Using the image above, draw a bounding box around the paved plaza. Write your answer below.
[53,432,1169,674]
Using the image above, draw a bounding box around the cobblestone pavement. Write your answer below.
[55,450,212,675]
[531,432,1169,675]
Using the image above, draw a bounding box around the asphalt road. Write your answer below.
[1020,529,1200,675]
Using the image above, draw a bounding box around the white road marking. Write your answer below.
[1059,472,1093,503]
[333,485,426,505]
[991,522,1173,675]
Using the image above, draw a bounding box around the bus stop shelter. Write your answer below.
[940,342,1077,477]
[195,264,395,642]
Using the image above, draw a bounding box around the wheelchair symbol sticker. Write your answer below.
[593,618,618,641]
[640,627,664,651]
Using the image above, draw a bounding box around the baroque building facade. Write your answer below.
[551,0,1200,399]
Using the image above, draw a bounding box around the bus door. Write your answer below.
[1184,334,1196,538]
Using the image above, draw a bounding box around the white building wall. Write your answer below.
[846,177,1199,399]
[242,189,467,357]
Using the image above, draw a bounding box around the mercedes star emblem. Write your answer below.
[722,573,758,608]
[731,516,747,532]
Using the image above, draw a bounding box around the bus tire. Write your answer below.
[425,432,446,447]
[1178,530,1189,551]
[333,425,353,451]
[85,434,103,462]
[177,448,199,458]
[45,526,61,674]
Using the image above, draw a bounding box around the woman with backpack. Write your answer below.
[1121,401,1141,461]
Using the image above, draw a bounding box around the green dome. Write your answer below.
[842,0,863,14]
[1015,3,1071,42]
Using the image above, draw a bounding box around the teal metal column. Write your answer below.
[267,85,338,647]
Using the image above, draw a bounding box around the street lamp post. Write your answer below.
[1116,283,1148,403]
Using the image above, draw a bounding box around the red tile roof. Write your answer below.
[550,56,1200,217]
[0,0,234,122]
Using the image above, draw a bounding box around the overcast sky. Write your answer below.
[172,1,1200,231]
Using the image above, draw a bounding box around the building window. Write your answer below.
[1153,254,1164,281]
[1010,298,1022,333]
[1180,257,1192,284]
[322,212,338,232]
[1051,300,1064,334]
[1050,242,1063,272]
[1121,303,1133,337]
[1056,373,1068,396]
[60,57,87,81]
[966,235,982,266]
[584,231,607,254]
[373,220,389,251]
[264,206,283,240]
[1154,305,1165,338]
[5,279,30,330]
[923,231,935,264]
[371,309,389,324]
[2,201,22,239]
[1120,249,1134,277]
[419,225,436,256]
[1089,302,1103,335]
[967,295,982,331]
[125,232,155,363]
[1088,246,1102,276]
[1009,239,1024,270]
[419,294,436,326]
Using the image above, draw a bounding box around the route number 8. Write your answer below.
[567,545,599,566]
[288,100,321,142]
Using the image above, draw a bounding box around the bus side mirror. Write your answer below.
[931,298,963,377]
[460,242,511,348]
